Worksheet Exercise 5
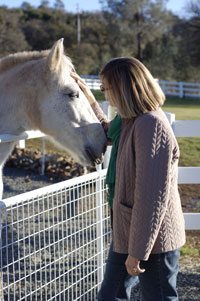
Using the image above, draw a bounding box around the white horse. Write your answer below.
[0,39,107,199]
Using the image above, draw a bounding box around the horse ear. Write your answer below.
[47,38,64,71]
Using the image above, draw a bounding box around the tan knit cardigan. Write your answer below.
[92,103,186,261]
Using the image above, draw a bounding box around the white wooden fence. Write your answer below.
[0,107,199,300]
[159,80,200,99]
[82,75,200,99]
[163,112,200,230]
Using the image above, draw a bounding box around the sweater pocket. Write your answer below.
[114,203,133,252]
[119,202,132,227]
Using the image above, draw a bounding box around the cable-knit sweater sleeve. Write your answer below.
[128,114,173,261]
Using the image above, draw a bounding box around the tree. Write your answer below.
[186,0,200,67]
[21,7,76,52]
[73,12,109,74]
[21,2,33,10]
[54,0,65,11]
[0,4,199,80]
[187,0,200,17]
[39,0,50,8]
[0,8,30,56]
[100,0,172,61]
[143,32,179,80]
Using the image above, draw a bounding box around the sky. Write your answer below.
[0,0,190,17]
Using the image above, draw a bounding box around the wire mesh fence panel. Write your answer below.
[0,169,111,301]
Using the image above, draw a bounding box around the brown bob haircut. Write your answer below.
[100,57,165,118]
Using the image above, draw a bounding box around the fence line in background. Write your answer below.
[82,75,200,99]
[165,110,199,233]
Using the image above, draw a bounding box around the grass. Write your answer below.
[180,245,199,257]
[180,230,200,258]
[163,97,200,120]
[163,97,200,167]
[178,138,200,166]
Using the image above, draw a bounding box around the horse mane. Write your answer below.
[0,50,50,74]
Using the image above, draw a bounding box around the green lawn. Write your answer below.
[163,97,200,120]
[163,97,200,167]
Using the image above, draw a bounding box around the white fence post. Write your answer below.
[17,140,26,149]
[179,82,184,98]
[103,105,116,169]
[0,201,6,301]
[96,164,104,288]
[165,111,175,127]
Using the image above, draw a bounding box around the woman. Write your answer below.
[71,57,185,301]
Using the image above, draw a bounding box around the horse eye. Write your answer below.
[67,91,79,98]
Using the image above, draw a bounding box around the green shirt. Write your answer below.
[105,114,122,207]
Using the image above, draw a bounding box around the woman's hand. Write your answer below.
[71,72,96,105]
[125,255,145,276]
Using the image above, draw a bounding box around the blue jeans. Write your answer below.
[97,243,139,301]
[97,243,180,301]
[139,249,180,301]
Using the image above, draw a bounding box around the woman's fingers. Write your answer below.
[71,72,88,92]
[71,72,86,85]
[125,255,145,276]
[127,265,145,276]
[136,264,145,274]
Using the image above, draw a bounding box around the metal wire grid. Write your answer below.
[0,170,111,301]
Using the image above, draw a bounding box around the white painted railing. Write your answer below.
[165,112,200,230]
[82,75,200,98]
[159,80,200,99]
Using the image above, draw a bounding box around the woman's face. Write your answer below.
[100,80,115,106]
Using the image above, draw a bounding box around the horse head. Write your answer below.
[37,39,107,166]
[0,39,107,167]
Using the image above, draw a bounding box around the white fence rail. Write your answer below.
[159,80,200,99]
[0,108,200,300]
[82,75,200,99]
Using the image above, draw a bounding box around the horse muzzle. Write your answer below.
[85,146,104,166]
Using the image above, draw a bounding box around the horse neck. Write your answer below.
[0,61,44,134]
[0,142,15,170]
[0,142,16,200]
[0,97,35,134]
